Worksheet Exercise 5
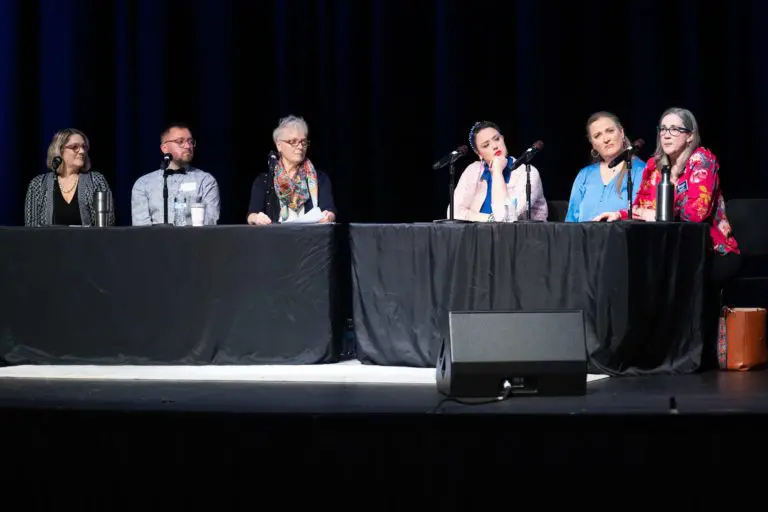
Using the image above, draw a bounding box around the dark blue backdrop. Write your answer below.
[1,0,766,225]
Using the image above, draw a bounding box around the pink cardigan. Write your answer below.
[449,160,548,221]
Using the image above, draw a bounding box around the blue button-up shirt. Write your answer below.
[131,166,220,226]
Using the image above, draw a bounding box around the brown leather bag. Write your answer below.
[718,307,768,371]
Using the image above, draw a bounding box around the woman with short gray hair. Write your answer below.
[247,115,337,225]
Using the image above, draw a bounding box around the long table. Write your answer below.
[349,222,709,375]
[0,225,340,365]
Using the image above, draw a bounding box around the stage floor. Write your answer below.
[0,360,766,415]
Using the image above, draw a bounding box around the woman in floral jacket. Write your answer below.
[594,107,741,371]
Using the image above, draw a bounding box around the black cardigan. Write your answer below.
[248,169,337,223]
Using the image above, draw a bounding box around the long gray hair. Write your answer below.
[653,107,701,172]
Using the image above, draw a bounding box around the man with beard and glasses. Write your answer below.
[131,122,220,226]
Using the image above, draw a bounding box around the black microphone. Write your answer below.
[268,150,279,170]
[263,150,280,218]
[509,140,544,171]
[52,156,62,175]
[608,139,645,168]
[161,153,173,173]
[433,145,468,170]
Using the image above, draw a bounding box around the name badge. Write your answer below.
[676,180,688,194]
[180,182,197,192]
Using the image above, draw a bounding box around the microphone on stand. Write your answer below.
[52,156,62,175]
[510,141,544,222]
[608,139,644,219]
[161,153,173,225]
[265,150,279,217]
[608,138,644,168]
[50,156,63,225]
[432,145,468,170]
[433,145,471,224]
[509,140,544,171]
[268,150,279,169]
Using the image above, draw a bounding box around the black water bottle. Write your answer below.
[656,156,674,222]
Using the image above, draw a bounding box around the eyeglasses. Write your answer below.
[280,139,310,148]
[63,143,89,152]
[657,126,691,136]
[164,138,197,147]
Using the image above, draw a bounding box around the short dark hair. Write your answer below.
[468,121,501,153]
[161,122,192,143]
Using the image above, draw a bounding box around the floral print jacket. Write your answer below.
[619,146,739,255]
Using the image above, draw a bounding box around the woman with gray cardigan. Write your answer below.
[24,128,114,226]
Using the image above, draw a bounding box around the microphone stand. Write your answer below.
[435,159,471,224]
[50,158,62,226]
[526,163,532,221]
[163,172,170,224]
[626,151,634,220]
[514,157,542,223]
[161,157,171,225]
[265,158,276,221]
[610,139,644,220]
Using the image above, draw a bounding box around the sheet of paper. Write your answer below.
[282,207,324,224]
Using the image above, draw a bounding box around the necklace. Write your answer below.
[58,175,79,194]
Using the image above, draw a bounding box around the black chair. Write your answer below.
[547,200,569,222]
[723,199,768,307]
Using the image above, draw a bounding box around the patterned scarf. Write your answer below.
[273,158,318,222]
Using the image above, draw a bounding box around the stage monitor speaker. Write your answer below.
[436,310,587,398]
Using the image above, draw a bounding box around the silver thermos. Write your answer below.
[655,155,674,222]
[94,191,109,227]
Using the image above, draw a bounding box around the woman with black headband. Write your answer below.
[449,120,548,222]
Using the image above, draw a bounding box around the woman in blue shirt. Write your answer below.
[565,111,645,222]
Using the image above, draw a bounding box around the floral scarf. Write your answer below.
[273,158,318,222]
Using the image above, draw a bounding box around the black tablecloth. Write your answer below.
[0,225,340,365]
[350,222,709,375]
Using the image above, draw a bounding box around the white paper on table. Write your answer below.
[282,206,324,224]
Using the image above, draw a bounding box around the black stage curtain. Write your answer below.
[0,225,340,365]
[350,222,709,375]
[2,1,765,228]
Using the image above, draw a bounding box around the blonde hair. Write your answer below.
[586,111,630,195]
[46,128,92,172]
